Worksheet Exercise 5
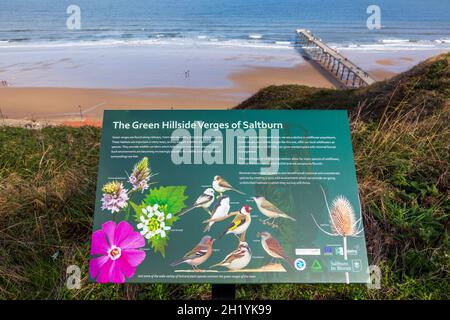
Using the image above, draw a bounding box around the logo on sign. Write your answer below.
[294,258,306,271]
[352,259,362,272]
[311,260,323,272]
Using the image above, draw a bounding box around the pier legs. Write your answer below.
[296,30,373,88]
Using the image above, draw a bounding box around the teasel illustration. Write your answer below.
[311,185,363,283]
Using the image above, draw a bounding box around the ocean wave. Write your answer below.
[275,41,291,45]
[0,37,294,50]
[0,36,448,51]
[3,29,33,32]
[248,34,263,39]
[380,39,411,44]
[335,39,450,51]
[6,38,30,42]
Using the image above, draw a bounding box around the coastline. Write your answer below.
[1,44,448,125]
[0,60,337,123]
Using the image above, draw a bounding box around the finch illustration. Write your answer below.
[204,195,230,232]
[170,236,214,270]
[212,175,246,196]
[177,188,215,216]
[253,196,296,224]
[257,231,294,267]
[217,205,252,240]
[210,241,252,270]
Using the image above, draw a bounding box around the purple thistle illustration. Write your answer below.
[101,181,129,213]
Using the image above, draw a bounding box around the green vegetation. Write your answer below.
[237,53,449,121]
[0,54,449,299]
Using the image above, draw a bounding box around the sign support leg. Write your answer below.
[211,284,236,300]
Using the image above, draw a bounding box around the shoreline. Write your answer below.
[1,46,448,125]
[0,62,336,122]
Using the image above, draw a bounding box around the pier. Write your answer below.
[296,29,376,88]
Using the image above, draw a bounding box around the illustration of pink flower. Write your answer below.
[101,181,129,213]
[89,221,146,283]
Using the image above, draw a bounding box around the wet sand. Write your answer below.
[0,62,335,121]
[2,47,448,125]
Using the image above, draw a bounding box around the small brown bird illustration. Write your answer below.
[170,236,214,270]
[210,241,252,270]
[257,231,294,267]
[212,175,245,196]
[253,196,296,224]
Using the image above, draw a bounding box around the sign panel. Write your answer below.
[89,110,370,284]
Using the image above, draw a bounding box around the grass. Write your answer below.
[237,53,449,121]
[0,54,449,300]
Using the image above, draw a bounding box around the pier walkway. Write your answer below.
[296,29,376,88]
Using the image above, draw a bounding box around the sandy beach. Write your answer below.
[1,0,450,126]
[0,44,338,122]
[0,61,336,121]
[0,43,448,124]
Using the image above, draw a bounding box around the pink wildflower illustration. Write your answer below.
[89,221,146,283]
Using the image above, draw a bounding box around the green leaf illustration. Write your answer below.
[151,236,169,257]
[129,186,188,256]
[130,201,143,222]
[144,186,188,215]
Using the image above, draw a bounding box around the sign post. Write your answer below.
[212,284,236,300]
[88,110,370,289]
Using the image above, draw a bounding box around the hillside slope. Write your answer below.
[237,53,450,121]
[236,53,450,299]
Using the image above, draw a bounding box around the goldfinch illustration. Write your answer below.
[253,196,296,224]
[170,236,214,270]
[212,175,245,196]
[177,188,215,216]
[257,231,294,267]
[210,242,252,270]
[217,205,252,240]
[204,195,230,232]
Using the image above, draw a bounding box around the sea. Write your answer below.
[0,0,449,51]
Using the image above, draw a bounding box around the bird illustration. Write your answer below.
[212,175,246,196]
[170,236,214,271]
[210,241,252,270]
[257,231,294,267]
[217,205,252,240]
[203,195,230,232]
[253,196,296,225]
[177,188,215,216]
